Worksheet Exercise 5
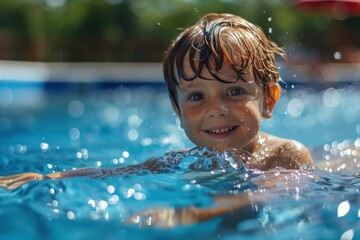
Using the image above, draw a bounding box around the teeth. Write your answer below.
[207,127,234,134]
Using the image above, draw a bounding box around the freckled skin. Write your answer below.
[243,133,313,170]
[174,60,312,171]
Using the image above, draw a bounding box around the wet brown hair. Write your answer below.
[163,13,286,112]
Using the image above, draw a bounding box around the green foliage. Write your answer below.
[0,0,358,61]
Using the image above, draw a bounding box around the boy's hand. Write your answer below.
[0,172,46,190]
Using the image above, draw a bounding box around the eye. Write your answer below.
[227,87,245,96]
[187,92,204,101]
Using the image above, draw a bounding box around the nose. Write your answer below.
[205,98,229,118]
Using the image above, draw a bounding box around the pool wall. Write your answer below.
[1,60,359,87]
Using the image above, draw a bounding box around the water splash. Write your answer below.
[157,147,254,173]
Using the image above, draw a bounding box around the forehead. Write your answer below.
[178,73,256,92]
[177,52,254,86]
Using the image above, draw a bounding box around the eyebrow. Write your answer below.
[179,77,253,92]
[178,82,195,92]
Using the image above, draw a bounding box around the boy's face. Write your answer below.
[174,60,277,151]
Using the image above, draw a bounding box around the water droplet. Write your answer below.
[134,192,146,201]
[107,185,115,194]
[69,127,80,140]
[334,51,342,60]
[40,142,49,152]
[122,151,129,158]
[98,200,108,210]
[340,229,354,240]
[128,129,139,141]
[157,22,161,26]
[268,28,272,34]
[77,148,89,159]
[76,152,83,159]
[128,114,142,127]
[141,138,153,146]
[126,188,135,198]
[67,211,75,220]
[337,200,350,217]
[15,144,27,154]
[268,17,272,21]
[88,199,96,208]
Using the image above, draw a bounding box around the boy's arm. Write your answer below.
[0,158,161,191]
[0,169,108,190]
[0,172,48,190]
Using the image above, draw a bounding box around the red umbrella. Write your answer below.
[294,0,360,19]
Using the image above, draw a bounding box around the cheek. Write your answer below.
[234,101,262,122]
[178,106,196,129]
[180,110,201,129]
[180,102,204,120]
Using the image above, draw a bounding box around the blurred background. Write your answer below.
[0,0,359,64]
[0,0,359,165]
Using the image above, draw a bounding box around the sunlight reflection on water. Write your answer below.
[0,82,360,239]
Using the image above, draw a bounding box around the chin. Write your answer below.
[210,143,233,151]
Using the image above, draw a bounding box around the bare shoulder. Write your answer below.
[265,134,313,170]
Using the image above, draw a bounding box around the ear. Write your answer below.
[262,84,281,119]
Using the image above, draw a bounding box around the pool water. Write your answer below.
[0,81,360,240]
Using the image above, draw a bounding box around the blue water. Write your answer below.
[1,81,360,240]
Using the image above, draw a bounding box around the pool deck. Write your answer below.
[0,60,359,84]
[0,61,163,83]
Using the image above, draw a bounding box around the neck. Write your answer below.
[243,133,265,154]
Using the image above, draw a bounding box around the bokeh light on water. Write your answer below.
[1,82,359,174]
[263,82,360,146]
[0,82,360,239]
[0,87,13,107]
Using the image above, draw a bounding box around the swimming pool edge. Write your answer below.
[0,60,359,85]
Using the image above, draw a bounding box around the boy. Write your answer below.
[162,13,312,169]
[0,13,312,191]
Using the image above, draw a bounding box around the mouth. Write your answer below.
[203,126,238,138]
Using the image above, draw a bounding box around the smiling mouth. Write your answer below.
[204,126,237,135]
